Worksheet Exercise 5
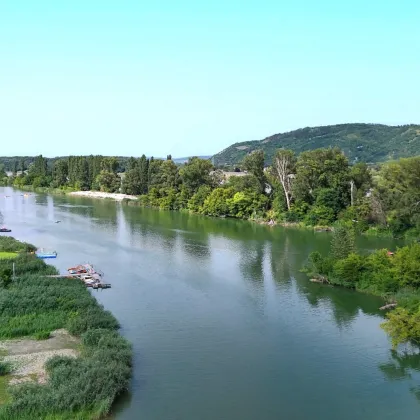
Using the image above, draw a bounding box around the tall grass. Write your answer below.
[0,237,132,419]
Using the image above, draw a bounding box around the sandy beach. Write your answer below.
[68,191,138,201]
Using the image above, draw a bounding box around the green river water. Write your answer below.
[1,187,420,420]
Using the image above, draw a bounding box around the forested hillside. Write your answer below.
[213,123,420,167]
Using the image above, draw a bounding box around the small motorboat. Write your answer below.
[55,220,61,223]
[0,227,11,233]
[68,265,87,274]
[36,249,58,259]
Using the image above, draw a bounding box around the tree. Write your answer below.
[179,157,213,195]
[122,169,141,195]
[293,147,350,207]
[101,157,118,174]
[201,187,235,217]
[137,155,149,194]
[242,150,265,192]
[13,161,18,176]
[52,159,68,187]
[330,225,355,260]
[272,149,296,210]
[95,170,120,193]
[126,157,137,172]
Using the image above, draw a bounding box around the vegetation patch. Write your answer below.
[0,237,132,420]
[304,225,420,348]
[0,253,17,260]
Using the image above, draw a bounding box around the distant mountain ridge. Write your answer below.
[213,123,420,166]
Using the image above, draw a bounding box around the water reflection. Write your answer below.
[379,349,420,403]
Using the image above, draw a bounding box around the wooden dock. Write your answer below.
[45,264,111,289]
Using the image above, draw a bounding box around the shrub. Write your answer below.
[331,253,364,287]
[33,331,50,340]
[0,362,12,376]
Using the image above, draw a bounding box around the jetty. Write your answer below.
[46,263,111,289]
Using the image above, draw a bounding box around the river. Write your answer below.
[1,186,420,419]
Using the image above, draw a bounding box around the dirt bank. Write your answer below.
[0,329,79,385]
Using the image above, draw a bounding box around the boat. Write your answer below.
[36,249,58,259]
[0,227,11,233]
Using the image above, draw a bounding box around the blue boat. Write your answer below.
[36,249,57,259]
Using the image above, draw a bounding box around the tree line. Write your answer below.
[1,148,420,237]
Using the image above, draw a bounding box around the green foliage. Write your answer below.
[179,157,213,195]
[392,244,420,287]
[284,200,310,223]
[0,236,35,253]
[330,225,355,260]
[33,330,51,340]
[227,191,269,219]
[201,188,235,217]
[226,174,262,194]
[304,205,335,226]
[0,362,11,377]
[0,238,132,419]
[331,253,364,287]
[95,170,120,193]
[305,231,420,345]
[188,185,212,213]
[381,308,420,348]
[241,150,265,192]
[307,251,334,276]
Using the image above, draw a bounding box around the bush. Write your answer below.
[33,330,50,340]
[201,187,235,217]
[0,362,12,376]
[331,253,364,287]
[304,205,335,226]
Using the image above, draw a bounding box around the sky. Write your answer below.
[0,1,419,158]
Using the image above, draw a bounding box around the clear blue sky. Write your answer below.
[1,0,419,158]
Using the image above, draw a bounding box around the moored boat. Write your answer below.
[36,249,57,259]
[0,227,11,233]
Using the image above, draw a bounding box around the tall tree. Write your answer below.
[242,150,265,192]
[179,157,213,195]
[330,225,355,260]
[272,149,296,210]
[52,159,68,187]
[138,155,149,194]
[293,147,350,205]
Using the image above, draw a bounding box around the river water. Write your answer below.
[1,187,420,419]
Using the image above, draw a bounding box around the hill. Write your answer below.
[213,123,420,166]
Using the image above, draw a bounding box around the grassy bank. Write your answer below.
[0,237,132,419]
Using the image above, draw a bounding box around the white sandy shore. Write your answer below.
[68,191,138,201]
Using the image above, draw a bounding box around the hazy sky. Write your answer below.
[1,1,419,158]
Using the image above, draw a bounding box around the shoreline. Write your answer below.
[68,191,138,201]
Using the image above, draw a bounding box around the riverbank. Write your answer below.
[69,191,138,201]
[0,237,132,419]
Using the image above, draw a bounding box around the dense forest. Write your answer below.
[213,123,420,167]
[2,147,420,239]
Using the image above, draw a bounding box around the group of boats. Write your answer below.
[67,264,109,288]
